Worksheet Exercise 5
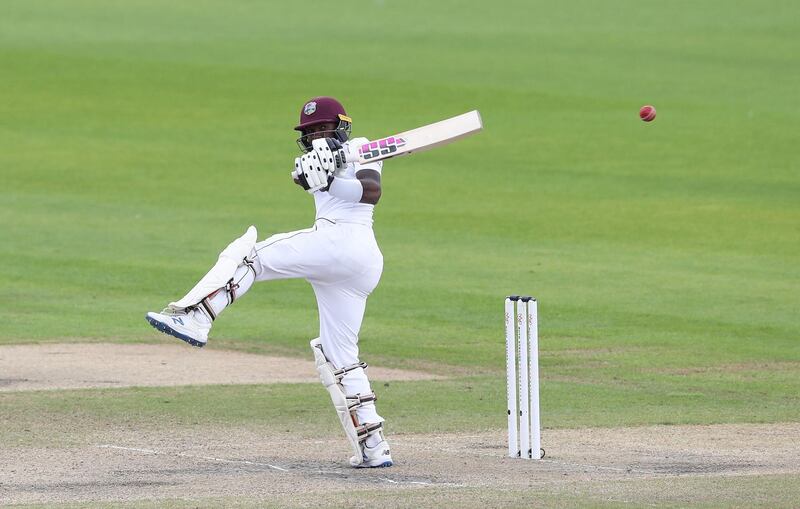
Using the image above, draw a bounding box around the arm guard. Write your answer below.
[327,176,364,203]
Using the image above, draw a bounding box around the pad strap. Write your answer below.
[347,392,377,412]
[228,256,256,304]
[196,255,258,322]
[355,421,383,442]
[333,362,368,382]
[199,298,217,321]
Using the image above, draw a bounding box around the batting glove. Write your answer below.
[294,153,329,194]
[311,138,348,177]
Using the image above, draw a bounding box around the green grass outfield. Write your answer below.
[1,0,799,505]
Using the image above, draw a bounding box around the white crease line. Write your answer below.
[96,444,288,472]
[540,458,659,475]
[187,454,289,472]
[378,477,437,486]
[294,470,458,487]
[97,445,159,455]
[96,444,456,486]
[402,442,663,475]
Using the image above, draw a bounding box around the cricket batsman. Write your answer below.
[145,97,393,468]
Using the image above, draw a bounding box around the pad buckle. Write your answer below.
[346,392,377,412]
[355,421,383,442]
[332,362,368,383]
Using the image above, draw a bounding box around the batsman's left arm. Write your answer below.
[356,169,381,205]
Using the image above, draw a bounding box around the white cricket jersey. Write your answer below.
[313,137,383,227]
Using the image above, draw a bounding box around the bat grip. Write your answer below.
[341,145,357,164]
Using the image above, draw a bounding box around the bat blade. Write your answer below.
[346,110,483,165]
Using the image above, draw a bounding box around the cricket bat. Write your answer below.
[344,110,483,164]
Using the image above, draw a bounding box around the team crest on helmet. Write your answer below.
[303,102,317,115]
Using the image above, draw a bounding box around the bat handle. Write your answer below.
[341,144,357,164]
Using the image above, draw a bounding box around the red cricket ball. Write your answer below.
[640,105,656,122]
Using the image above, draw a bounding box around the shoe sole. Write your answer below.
[145,315,206,348]
[354,460,393,468]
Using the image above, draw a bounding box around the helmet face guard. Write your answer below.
[294,97,352,152]
[296,114,352,152]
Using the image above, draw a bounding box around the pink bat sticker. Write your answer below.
[358,136,407,161]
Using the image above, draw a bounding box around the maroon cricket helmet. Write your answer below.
[294,96,353,152]
[294,97,350,131]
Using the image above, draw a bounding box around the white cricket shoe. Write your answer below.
[352,436,393,468]
[145,307,211,348]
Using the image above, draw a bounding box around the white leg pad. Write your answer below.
[199,257,258,320]
[311,338,377,467]
[169,226,258,311]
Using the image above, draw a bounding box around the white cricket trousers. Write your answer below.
[253,220,384,424]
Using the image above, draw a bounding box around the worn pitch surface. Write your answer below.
[0,343,440,392]
[3,423,799,506]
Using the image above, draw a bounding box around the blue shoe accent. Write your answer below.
[354,458,393,468]
[145,315,205,348]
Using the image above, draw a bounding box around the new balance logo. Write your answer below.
[171,317,185,325]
